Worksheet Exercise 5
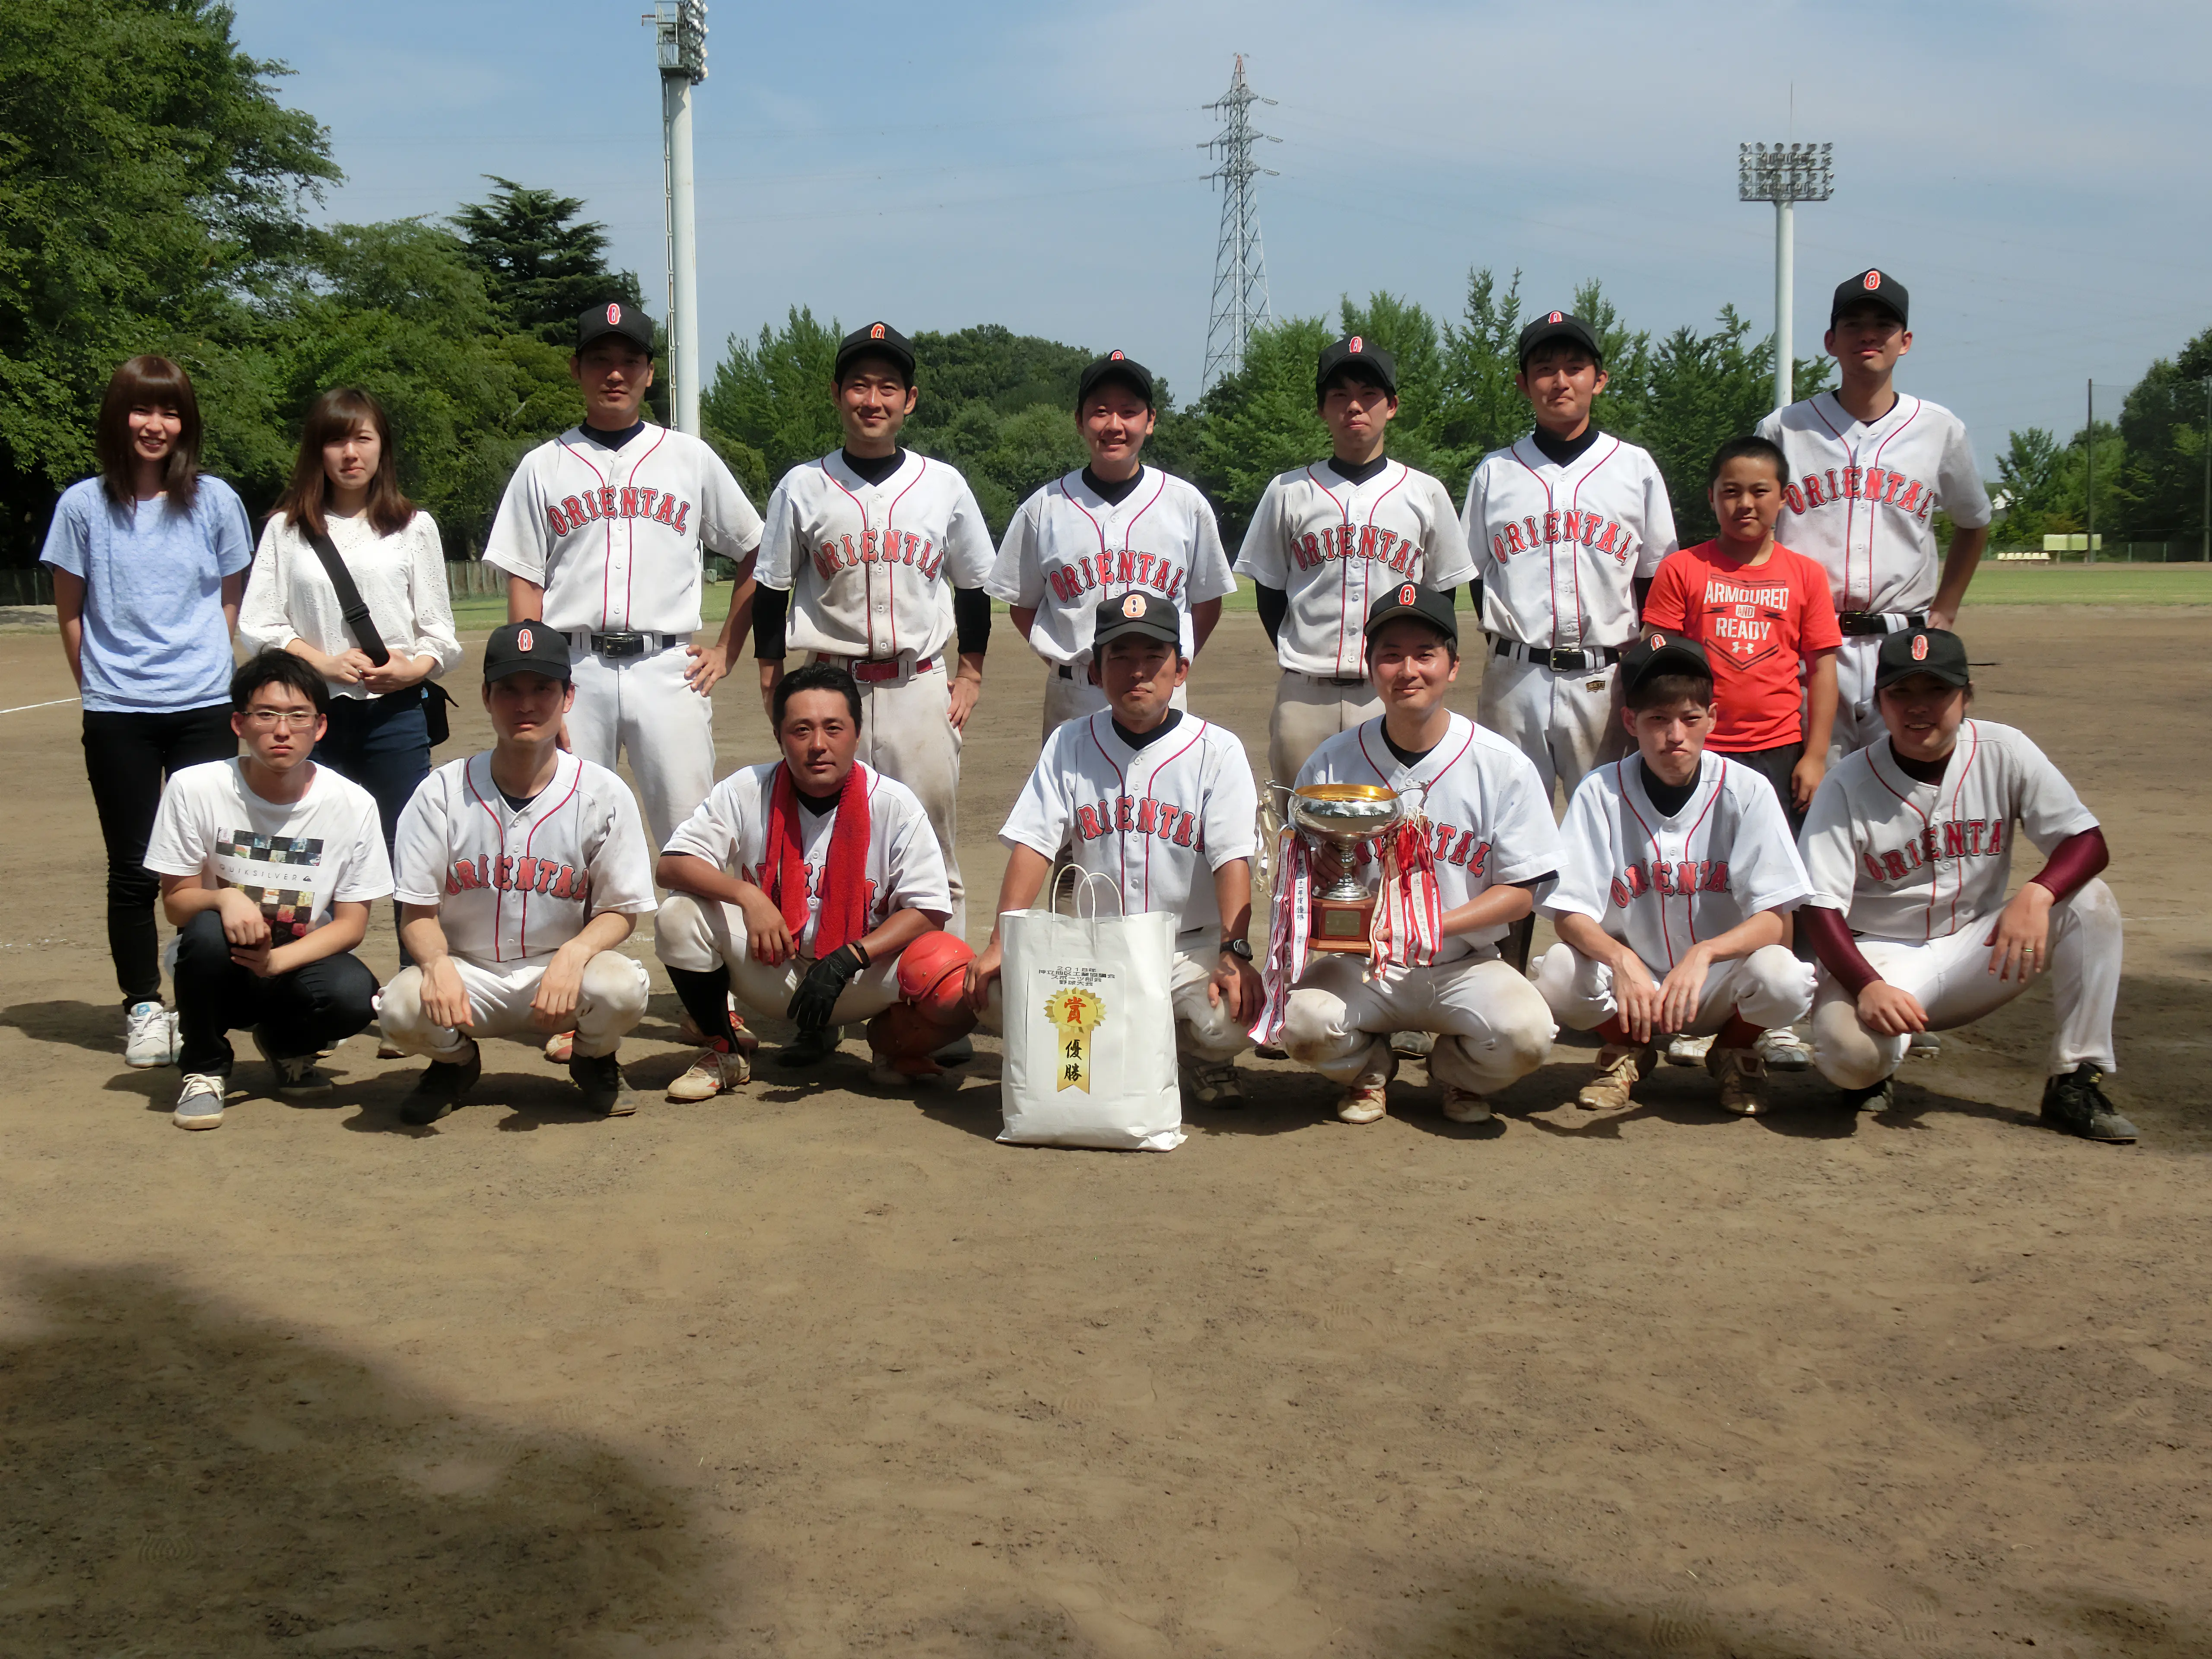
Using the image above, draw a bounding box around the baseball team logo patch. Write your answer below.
[1650,632,1665,648]
[1548,310,1563,324]
[869,322,886,339]
[1349,336,1363,353]
[517,626,534,652]
[1865,271,1881,290]
[1397,583,1417,607]
[1120,594,1146,618]
[1911,633,1928,660]
[1109,348,1125,360]
[606,303,620,324]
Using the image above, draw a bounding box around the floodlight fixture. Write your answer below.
[1739,140,1834,410]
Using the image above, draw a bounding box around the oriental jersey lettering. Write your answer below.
[1288,522,1431,576]
[1044,546,1188,606]
[444,853,591,904]
[741,859,886,927]
[1487,509,1640,568]
[1860,817,2006,884]
[543,487,694,537]
[1608,858,1733,908]
[1071,791,1208,852]
[1782,466,1939,524]
[810,527,946,584]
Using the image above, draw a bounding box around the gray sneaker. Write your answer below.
[252,1027,332,1097]
[1183,1058,1243,1107]
[126,1001,178,1068]
[173,1072,226,1130]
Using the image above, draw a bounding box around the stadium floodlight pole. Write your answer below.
[1738,142,1834,411]
[643,2,707,436]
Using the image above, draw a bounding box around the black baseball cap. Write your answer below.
[1874,626,1969,691]
[1077,350,1154,410]
[835,321,916,383]
[1362,579,1457,644]
[1831,268,1909,328]
[577,300,655,354]
[1518,311,1602,369]
[483,620,572,685]
[1316,335,1397,399]
[1092,590,1181,652]
[1620,631,1711,696]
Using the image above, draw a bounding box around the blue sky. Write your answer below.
[235,1,2212,471]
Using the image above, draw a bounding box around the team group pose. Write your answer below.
[44,270,2135,1145]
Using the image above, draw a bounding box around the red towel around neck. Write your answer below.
[763,761,872,955]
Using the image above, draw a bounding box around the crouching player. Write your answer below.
[964,592,1259,1105]
[1274,584,1562,1125]
[654,662,976,1095]
[1796,628,2135,1141]
[379,623,657,1122]
[1533,634,1817,1115]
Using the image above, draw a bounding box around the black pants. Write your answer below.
[82,706,238,1003]
[313,690,432,962]
[1719,741,1807,837]
[172,910,380,1077]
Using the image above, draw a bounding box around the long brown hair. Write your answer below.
[271,387,416,539]
[95,355,203,509]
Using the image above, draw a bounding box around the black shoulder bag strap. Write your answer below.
[301,521,455,744]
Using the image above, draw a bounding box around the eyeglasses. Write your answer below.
[243,709,318,729]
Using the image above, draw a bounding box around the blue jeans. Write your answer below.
[313,690,433,959]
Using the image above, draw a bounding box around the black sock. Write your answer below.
[667,965,733,1044]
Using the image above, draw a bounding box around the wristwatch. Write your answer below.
[1222,938,1255,962]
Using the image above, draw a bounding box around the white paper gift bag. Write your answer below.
[998,873,1184,1152]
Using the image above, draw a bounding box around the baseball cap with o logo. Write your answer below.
[1316,334,1398,397]
[1873,625,1969,690]
[576,298,655,353]
[483,619,573,685]
[1077,349,1155,410]
[1516,310,1602,368]
[1092,589,1181,652]
[1362,579,1457,645]
[1831,267,1909,327]
[835,319,916,382]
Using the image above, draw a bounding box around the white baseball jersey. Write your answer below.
[1234,460,1475,677]
[1000,713,1257,933]
[756,451,995,661]
[1547,753,1815,970]
[392,749,658,964]
[1755,393,1992,615]
[661,760,951,953]
[1463,433,1677,648]
[1799,720,2097,943]
[988,467,1237,667]
[1296,713,1566,960]
[482,425,764,635]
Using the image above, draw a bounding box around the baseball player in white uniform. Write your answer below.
[1271,585,1563,1126]
[1534,634,1817,1116]
[483,300,765,852]
[1464,311,1678,803]
[966,592,1260,1106]
[652,661,977,1096]
[1235,335,1475,790]
[1795,627,2134,1141]
[753,321,995,939]
[379,623,658,1123]
[989,351,1236,738]
[1756,270,1993,758]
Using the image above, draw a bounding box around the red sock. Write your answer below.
[1717,1013,1763,1050]
[1597,1015,1634,1047]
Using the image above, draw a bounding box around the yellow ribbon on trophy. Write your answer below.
[1044,988,1106,1093]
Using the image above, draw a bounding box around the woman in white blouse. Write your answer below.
[239,388,461,914]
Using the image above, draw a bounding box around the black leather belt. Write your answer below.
[1056,664,1076,679]
[1305,673,1368,687]
[575,631,670,659]
[1838,610,1926,637]
[1494,639,1621,673]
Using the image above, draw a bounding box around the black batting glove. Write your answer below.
[787,941,870,1034]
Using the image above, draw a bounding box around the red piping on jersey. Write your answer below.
[1305,461,1410,677]
[1510,436,1621,648]
[623,427,667,629]
[1809,394,1922,612]
[1866,720,1977,941]
[515,756,583,958]
[1084,712,1209,916]
[1084,718,1131,903]
[555,435,611,631]
[881,459,928,660]
[463,757,511,963]
[1616,755,1722,966]
[1060,468,1171,655]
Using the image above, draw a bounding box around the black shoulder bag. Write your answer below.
[301,522,455,746]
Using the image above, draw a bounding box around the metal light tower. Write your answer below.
[1738,141,1834,411]
[644,2,707,435]
[1201,55,1280,391]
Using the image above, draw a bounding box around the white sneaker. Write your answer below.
[1663,1033,1713,1068]
[1754,1027,1812,1071]
[665,1046,749,1101]
[125,1001,178,1068]
[543,1029,575,1064]
[173,1072,226,1129]
[1440,1086,1491,1123]
[1335,1054,1397,1125]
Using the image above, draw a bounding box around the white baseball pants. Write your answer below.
[1267,671,1383,789]
[1533,941,1815,1037]
[566,642,715,854]
[1038,664,1188,742]
[1811,879,2122,1088]
[1475,654,1624,809]
[843,658,966,940]
[1282,951,1556,1095]
[1830,633,1886,760]
[653,892,904,1025]
[379,951,650,1061]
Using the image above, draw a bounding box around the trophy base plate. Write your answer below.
[1307,895,1375,957]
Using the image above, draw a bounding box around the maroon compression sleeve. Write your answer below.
[2028,826,2108,904]
[1799,906,1881,998]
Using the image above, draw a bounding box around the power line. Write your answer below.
[1200,55,1279,392]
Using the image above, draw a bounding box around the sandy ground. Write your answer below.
[1,602,2207,1659]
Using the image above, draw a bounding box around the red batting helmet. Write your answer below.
[896,931,975,1018]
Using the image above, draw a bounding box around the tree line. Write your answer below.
[6,0,2206,570]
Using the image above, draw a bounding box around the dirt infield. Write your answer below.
[2,604,2207,1658]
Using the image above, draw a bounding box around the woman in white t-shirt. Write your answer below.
[239,388,461,889]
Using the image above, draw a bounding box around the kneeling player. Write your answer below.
[965,593,1259,1105]
[1532,635,1816,1116]
[380,624,657,1122]
[1274,585,1562,1125]
[654,662,977,1094]
[1796,628,2135,1141]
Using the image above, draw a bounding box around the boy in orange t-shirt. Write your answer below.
[1644,435,1840,835]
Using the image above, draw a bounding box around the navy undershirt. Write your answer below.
[1891,747,1951,785]
[1382,731,1437,769]
[1531,425,1603,467]
[581,419,647,450]
[1327,454,1391,486]
[841,447,905,486]
[1112,709,1182,750]
[499,788,541,814]
[795,786,840,817]
[1083,465,1144,506]
[1639,759,1698,817]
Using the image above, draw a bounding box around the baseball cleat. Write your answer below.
[569,1050,637,1116]
[1662,1032,1713,1068]
[1837,1076,1893,1113]
[666,1044,750,1101]
[1906,1031,1941,1059]
[253,1027,333,1097]
[1753,1026,1812,1071]
[126,1000,178,1068]
[1334,1054,1395,1125]
[400,1041,480,1126]
[2040,1065,2137,1143]
[1706,1045,1769,1115]
[1440,1085,1491,1123]
[1578,1045,1641,1111]
[1183,1058,1243,1107]
[543,1029,575,1064]
[172,1072,226,1130]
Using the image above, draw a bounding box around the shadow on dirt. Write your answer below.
[0,1264,739,1654]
